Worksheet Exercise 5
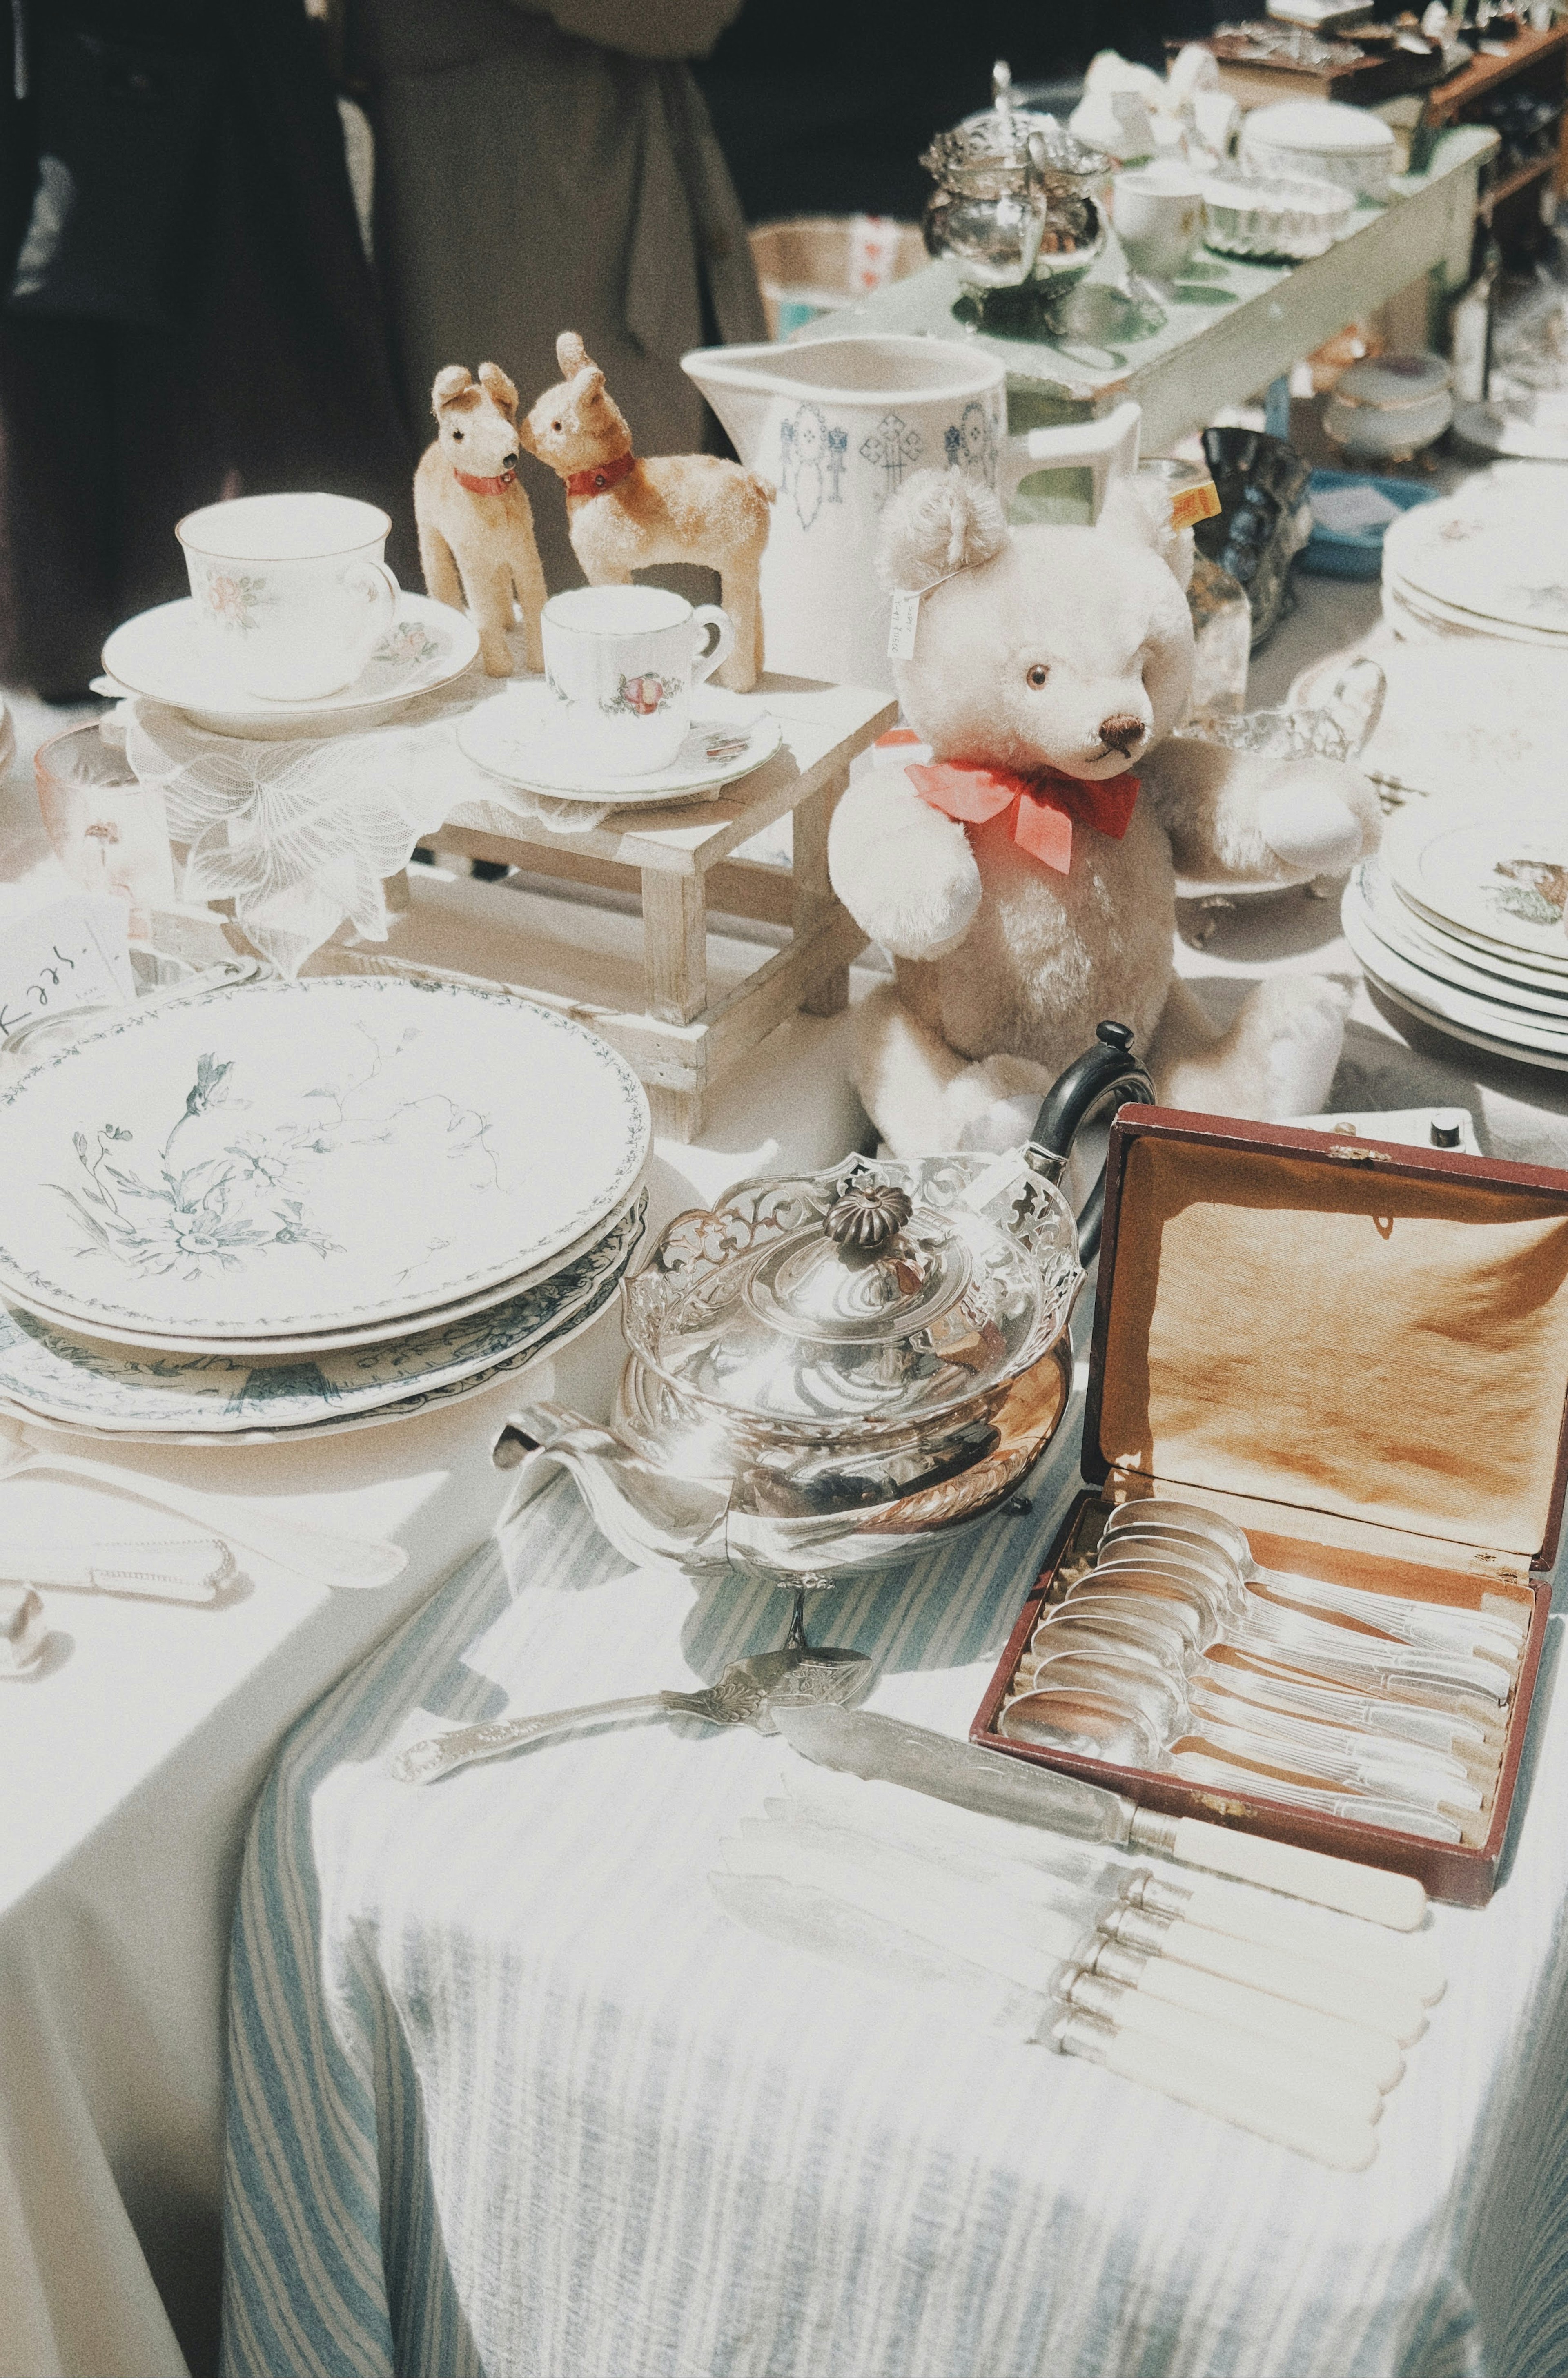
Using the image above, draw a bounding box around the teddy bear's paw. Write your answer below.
[1257,758,1381,878]
[1255,974,1353,1117]
[957,1092,1042,1154]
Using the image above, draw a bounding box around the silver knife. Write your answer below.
[771,1702,1427,1932]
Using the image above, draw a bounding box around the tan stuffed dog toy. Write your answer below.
[415,363,547,675]
[520,332,774,692]
[828,469,1382,1154]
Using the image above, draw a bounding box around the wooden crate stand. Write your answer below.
[430,675,896,1139]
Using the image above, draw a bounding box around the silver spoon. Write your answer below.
[392,1640,873,1784]
[999,1685,1472,1837]
[1021,1649,1483,1813]
[1104,1504,1524,1660]
[1068,1554,1512,1703]
[1018,1605,1496,1761]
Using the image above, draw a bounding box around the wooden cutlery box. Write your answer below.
[971,1108,1568,1905]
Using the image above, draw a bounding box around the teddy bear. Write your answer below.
[414,362,547,675]
[519,332,773,692]
[826,468,1382,1155]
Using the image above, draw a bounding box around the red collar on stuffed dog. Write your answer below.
[453,466,516,495]
[908,758,1138,876]
[566,452,636,498]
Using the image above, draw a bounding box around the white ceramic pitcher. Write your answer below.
[682,337,1144,691]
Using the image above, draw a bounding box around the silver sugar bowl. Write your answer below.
[921,60,1110,297]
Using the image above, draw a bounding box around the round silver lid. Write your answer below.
[622,1153,1079,1435]
[923,60,1109,198]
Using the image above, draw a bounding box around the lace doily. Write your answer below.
[119,683,614,977]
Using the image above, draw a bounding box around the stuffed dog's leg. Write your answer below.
[507,514,547,674]
[419,519,463,613]
[461,558,519,676]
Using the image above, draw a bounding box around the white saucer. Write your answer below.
[457,682,783,803]
[101,595,481,737]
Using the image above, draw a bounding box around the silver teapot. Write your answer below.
[496,1026,1152,1635]
[921,60,1110,297]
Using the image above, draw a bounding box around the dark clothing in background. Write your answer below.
[0,0,412,697]
[351,0,765,598]
[695,0,1221,223]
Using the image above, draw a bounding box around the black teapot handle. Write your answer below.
[1027,1021,1154,1266]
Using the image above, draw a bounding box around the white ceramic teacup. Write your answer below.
[1111,163,1205,281]
[177,492,399,702]
[540,586,735,775]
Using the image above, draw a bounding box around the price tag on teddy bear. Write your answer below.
[887,589,923,662]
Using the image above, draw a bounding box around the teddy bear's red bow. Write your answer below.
[907,758,1138,876]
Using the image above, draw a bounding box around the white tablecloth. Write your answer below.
[217,1477,1568,2378]
[9,539,1568,2374]
[0,700,871,2376]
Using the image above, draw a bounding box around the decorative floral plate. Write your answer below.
[1382,495,1568,639]
[0,1198,641,1435]
[0,1237,634,1445]
[100,594,481,736]
[12,1175,650,1356]
[1383,800,1568,969]
[457,682,783,802]
[1343,877,1568,1074]
[0,976,650,1341]
[1355,865,1568,1019]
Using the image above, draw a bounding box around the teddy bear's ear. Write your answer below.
[431,365,475,415]
[874,468,1008,593]
[556,330,590,377]
[1094,477,1193,589]
[571,366,607,410]
[477,361,519,418]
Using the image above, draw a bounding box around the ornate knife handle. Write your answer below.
[392,1692,682,1784]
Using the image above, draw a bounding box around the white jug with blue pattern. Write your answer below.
[681,335,1007,692]
[682,339,1151,692]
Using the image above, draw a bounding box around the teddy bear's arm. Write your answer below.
[1140,736,1382,885]
[827,768,982,961]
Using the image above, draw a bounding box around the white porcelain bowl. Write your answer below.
[1201,172,1353,260]
[1324,352,1454,460]
[1241,101,1396,204]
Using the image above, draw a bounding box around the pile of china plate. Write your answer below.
[1345,800,1568,1073]
[1381,472,1568,647]
[0,975,650,1442]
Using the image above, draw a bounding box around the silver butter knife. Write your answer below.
[771,1703,1427,1932]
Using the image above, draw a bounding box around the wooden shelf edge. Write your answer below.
[1488,153,1558,206]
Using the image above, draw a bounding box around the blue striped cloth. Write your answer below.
[221,1453,1568,2378]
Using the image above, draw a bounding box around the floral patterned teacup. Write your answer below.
[539,586,734,775]
[177,492,399,702]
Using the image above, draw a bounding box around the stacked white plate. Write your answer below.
[1381,475,1568,649]
[0,976,650,1441]
[1345,801,1568,1074]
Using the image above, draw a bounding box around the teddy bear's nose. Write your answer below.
[503,451,519,470]
[1098,714,1145,756]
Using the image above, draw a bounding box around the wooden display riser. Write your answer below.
[425,673,895,1140]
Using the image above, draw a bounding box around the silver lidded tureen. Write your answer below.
[921,59,1111,296]
[497,1025,1152,1629]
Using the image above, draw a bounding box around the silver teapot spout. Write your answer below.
[494,1400,732,1573]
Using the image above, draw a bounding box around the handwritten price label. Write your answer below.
[0,896,134,1042]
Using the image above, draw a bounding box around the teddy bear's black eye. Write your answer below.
[1025,663,1050,690]
[452,428,463,441]
[552,420,561,432]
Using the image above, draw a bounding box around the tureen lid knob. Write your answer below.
[823,1181,913,1257]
